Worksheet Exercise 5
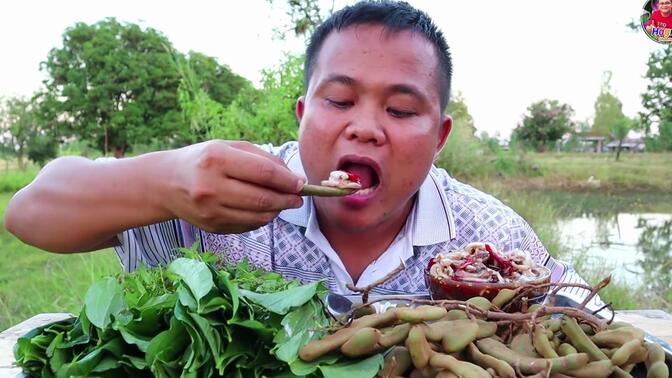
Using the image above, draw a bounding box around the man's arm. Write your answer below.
[4,140,305,253]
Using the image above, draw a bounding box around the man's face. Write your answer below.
[296,24,451,233]
[660,0,672,14]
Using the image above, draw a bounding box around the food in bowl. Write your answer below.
[426,242,551,301]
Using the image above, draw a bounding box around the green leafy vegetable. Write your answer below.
[14,253,384,377]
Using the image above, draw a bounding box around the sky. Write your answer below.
[0,0,664,139]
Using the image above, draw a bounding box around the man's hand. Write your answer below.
[165,140,305,234]
[4,140,305,253]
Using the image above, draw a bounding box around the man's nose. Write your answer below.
[344,108,387,146]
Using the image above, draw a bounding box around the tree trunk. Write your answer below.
[17,146,25,170]
[616,139,622,161]
[104,125,109,157]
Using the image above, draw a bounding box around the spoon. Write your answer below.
[325,292,354,315]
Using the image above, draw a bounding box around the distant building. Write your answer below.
[575,134,608,153]
[604,138,645,152]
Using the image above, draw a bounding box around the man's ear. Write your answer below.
[295,96,305,122]
[434,115,453,159]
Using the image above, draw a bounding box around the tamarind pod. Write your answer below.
[475,320,497,339]
[300,310,400,361]
[612,366,634,378]
[406,324,434,369]
[381,323,412,347]
[644,342,669,378]
[611,339,643,366]
[466,296,492,312]
[341,327,382,357]
[429,353,490,378]
[485,367,497,377]
[299,326,359,361]
[622,345,648,366]
[542,319,562,333]
[560,317,609,361]
[409,366,438,378]
[353,304,377,319]
[445,309,468,320]
[591,327,645,348]
[608,321,633,330]
[381,346,413,377]
[600,347,618,358]
[527,304,543,313]
[533,324,559,358]
[647,362,670,378]
[467,343,515,378]
[426,319,495,343]
[433,371,457,378]
[441,321,479,353]
[622,363,636,373]
[565,360,614,378]
[510,333,541,358]
[579,323,595,336]
[557,343,578,356]
[551,334,562,350]
[491,288,517,308]
[397,306,448,323]
[475,338,590,374]
[425,321,452,342]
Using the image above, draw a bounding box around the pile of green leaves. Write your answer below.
[13,254,384,378]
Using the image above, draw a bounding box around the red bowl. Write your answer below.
[424,263,551,302]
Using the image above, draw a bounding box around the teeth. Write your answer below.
[354,185,378,195]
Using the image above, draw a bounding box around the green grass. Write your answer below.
[524,152,672,192]
[0,165,39,193]
[0,192,120,330]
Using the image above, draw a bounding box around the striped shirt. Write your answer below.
[114,142,605,312]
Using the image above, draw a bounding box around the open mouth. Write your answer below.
[337,157,381,196]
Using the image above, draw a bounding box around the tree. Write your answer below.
[41,18,184,156]
[610,117,632,161]
[592,72,626,137]
[0,96,59,168]
[267,0,329,39]
[0,97,33,169]
[435,92,484,177]
[641,46,672,151]
[513,99,574,152]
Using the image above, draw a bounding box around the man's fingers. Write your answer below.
[218,180,303,211]
[224,148,305,194]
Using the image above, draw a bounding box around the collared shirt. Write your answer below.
[114,142,603,310]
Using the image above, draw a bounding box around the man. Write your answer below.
[645,0,672,40]
[5,1,593,305]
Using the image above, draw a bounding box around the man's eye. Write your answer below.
[387,108,416,118]
[326,99,353,109]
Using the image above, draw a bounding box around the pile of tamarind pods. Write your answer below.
[298,295,670,378]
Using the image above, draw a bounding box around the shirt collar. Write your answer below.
[278,148,457,246]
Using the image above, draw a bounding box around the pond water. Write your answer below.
[540,191,672,290]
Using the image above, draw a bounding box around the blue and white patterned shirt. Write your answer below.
[115,142,599,308]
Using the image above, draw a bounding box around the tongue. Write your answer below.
[342,163,376,188]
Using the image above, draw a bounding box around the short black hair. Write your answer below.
[304,0,452,111]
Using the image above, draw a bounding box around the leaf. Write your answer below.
[168,258,214,303]
[289,353,340,376]
[239,281,319,314]
[319,354,384,378]
[145,316,189,368]
[84,277,127,329]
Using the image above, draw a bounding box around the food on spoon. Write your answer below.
[300,170,362,197]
